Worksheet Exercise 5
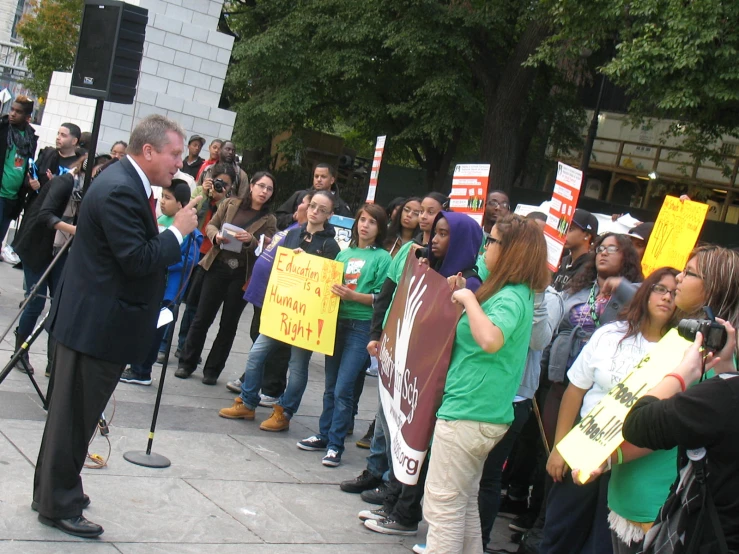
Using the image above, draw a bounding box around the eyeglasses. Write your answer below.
[402,206,421,217]
[308,202,331,215]
[595,245,620,255]
[682,268,703,280]
[487,201,509,209]
[651,284,676,298]
[485,236,501,247]
[253,182,274,193]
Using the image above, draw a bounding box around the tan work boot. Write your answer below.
[260,405,289,432]
[219,397,255,420]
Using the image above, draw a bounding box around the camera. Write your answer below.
[212,178,227,193]
[677,319,728,352]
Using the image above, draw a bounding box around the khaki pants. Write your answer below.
[424,419,508,554]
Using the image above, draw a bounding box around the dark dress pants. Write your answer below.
[33,342,124,519]
[179,262,247,379]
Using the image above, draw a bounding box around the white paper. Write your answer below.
[219,222,244,253]
[616,213,642,229]
[157,308,174,329]
[254,234,265,257]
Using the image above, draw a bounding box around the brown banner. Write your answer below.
[378,253,461,485]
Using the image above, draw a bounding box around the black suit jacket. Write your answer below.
[47,157,182,364]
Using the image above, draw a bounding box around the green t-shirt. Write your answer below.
[157,214,174,229]
[381,240,418,328]
[336,246,392,321]
[476,253,489,281]
[608,448,677,523]
[437,283,534,425]
[0,140,26,199]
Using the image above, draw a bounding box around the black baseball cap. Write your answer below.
[627,222,654,242]
[570,209,599,237]
[188,134,205,146]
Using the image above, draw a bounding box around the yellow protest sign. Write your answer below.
[556,329,690,483]
[641,195,709,276]
[259,247,343,355]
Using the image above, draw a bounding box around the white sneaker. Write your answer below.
[259,394,278,407]
[2,245,19,264]
[358,507,389,521]
[412,545,426,554]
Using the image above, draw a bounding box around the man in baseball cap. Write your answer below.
[553,209,599,291]
[627,221,654,260]
[181,135,206,179]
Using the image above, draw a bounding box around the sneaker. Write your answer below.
[226,378,242,393]
[365,366,378,377]
[498,494,528,519]
[322,449,341,467]
[412,545,426,554]
[156,351,167,364]
[1,245,19,265]
[361,482,391,505]
[340,470,383,494]
[358,507,389,522]
[218,397,255,420]
[509,512,537,533]
[297,435,328,451]
[364,517,417,536]
[356,420,375,449]
[259,394,278,407]
[259,405,289,432]
[119,368,152,386]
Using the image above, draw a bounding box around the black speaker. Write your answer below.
[70,0,148,104]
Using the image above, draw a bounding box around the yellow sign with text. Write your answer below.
[259,247,343,355]
[641,196,709,276]
[557,330,690,483]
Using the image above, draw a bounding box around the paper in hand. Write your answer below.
[219,222,244,253]
[157,308,174,329]
[255,234,265,257]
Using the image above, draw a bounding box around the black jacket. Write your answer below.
[275,187,353,229]
[0,115,38,219]
[280,223,341,260]
[13,173,75,273]
[47,157,182,364]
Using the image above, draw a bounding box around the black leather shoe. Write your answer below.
[201,375,217,385]
[38,514,103,538]
[32,494,90,512]
[174,367,193,379]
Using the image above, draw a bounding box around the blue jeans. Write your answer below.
[318,319,370,453]
[240,333,313,417]
[17,252,67,340]
[367,392,393,481]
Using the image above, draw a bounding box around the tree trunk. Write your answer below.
[479,20,550,194]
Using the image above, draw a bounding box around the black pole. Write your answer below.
[82,99,105,197]
[580,73,607,177]
[0,311,51,407]
[124,234,194,468]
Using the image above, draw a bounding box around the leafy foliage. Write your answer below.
[16,0,83,98]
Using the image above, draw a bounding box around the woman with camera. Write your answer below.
[175,171,277,385]
[623,245,739,553]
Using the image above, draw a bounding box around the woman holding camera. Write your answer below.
[623,245,739,553]
[175,171,277,385]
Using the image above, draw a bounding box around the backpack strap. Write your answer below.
[686,450,729,554]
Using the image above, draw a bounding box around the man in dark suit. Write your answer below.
[32,115,200,538]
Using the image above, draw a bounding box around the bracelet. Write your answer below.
[664,373,686,392]
[616,446,623,465]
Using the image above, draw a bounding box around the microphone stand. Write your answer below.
[124,233,195,468]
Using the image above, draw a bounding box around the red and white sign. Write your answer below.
[544,162,583,272]
[365,135,386,203]
[449,164,490,225]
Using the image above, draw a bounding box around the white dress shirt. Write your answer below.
[127,155,183,244]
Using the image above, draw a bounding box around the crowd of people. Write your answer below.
[2,112,738,553]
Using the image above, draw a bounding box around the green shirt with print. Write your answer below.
[437,283,534,425]
[0,139,26,199]
[382,240,418,328]
[337,246,392,321]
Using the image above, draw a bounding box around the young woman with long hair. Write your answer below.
[422,214,550,553]
[384,197,421,257]
[219,190,340,431]
[623,246,739,553]
[541,268,680,554]
[298,203,391,467]
[175,171,277,385]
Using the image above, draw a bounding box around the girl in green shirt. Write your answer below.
[423,214,550,553]
[297,203,392,467]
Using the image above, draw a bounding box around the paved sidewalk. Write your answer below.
[0,259,518,552]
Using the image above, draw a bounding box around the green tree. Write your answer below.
[16,0,83,98]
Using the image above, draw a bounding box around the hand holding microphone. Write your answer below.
[173,196,202,236]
